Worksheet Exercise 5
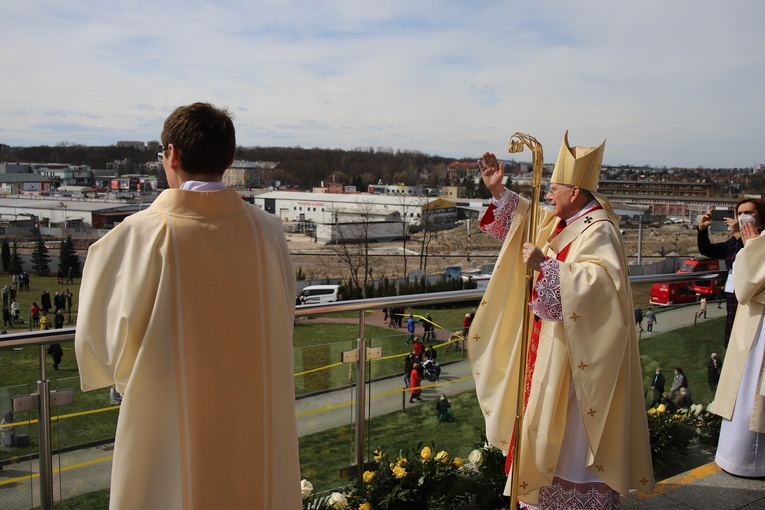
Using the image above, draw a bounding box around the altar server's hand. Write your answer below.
[522,243,545,271]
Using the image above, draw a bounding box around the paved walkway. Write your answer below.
[2,300,762,509]
[623,463,765,509]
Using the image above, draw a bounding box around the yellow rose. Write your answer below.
[359,503,371,510]
[436,450,449,464]
[392,465,407,479]
[397,458,408,467]
[421,446,432,460]
[452,457,463,468]
[389,463,395,470]
[362,470,376,483]
[373,450,385,461]
[647,408,657,415]
[657,404,666,413]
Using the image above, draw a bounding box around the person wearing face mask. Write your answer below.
[698,198,765,348]
[709,220,765,477]
[649,367,665,407]
[707,353,723,391]
[669,367,688,399]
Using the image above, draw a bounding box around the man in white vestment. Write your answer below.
[710,219,765,477]
[469,132,654,509]
[75,103,301,509]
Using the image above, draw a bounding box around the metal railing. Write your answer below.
[0,269,726,509]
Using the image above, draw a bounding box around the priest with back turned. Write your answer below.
[469,132,654,509]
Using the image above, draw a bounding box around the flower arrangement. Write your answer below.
[327,438,510,510]
[301,479,354,510]
[646,402,721,477]
[300,405,723,508]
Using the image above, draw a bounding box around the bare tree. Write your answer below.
[322,199,403,295]
[418,207,441,273]
[392,193,419,278]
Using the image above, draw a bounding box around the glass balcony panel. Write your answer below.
[50,374,115,505]
[0,374,37,510]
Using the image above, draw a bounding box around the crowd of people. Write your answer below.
[1,277,74,329]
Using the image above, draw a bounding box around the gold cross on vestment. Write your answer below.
[569,313,581,322]
[596,465,604,472]
[472,333,480,342]
[587,408,597,417]
[578,361,588,371]
[640,477,650,486]
[520,481,529,490]
[481,299,487,307]
[484,409,492,417]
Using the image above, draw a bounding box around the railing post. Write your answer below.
[355,310,367,481]
[37,344,54,510]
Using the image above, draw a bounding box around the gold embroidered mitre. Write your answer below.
[550,131,606,192]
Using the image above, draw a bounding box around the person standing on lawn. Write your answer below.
[409,362,423,403]
[644,308,657,334]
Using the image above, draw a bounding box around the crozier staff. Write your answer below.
[469,132,654,509]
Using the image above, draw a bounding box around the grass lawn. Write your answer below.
[639,316,725,405]
[631,281,652,308]
[0,274,81,334]
[299,390,487,492]
[293,307,474,395]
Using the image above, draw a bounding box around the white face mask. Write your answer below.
[739,213,756,228]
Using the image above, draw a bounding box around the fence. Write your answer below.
[0,270,725,509]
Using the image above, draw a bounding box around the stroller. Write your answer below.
[421,359,439,382]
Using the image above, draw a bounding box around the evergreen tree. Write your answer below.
[1,240,10,273]
[9,243,23,275]
[31,234,51,276]
[58,236,81,277]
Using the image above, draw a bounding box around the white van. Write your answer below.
[299,285,342,304]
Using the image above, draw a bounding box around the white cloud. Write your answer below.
[1,0,763,167]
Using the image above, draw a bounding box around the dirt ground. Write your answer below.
[286,221,732,282]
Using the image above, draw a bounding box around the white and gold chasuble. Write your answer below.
[710,232,765,430]
[75,189,300,509]
[469,196,654,506]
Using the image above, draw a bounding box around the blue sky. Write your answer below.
[1,0,763,168]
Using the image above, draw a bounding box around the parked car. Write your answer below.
[649,281,698,306]
[691,277,726,299]
[676,258,725,299]
[299,284,343,304]
[677,257,720,274]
